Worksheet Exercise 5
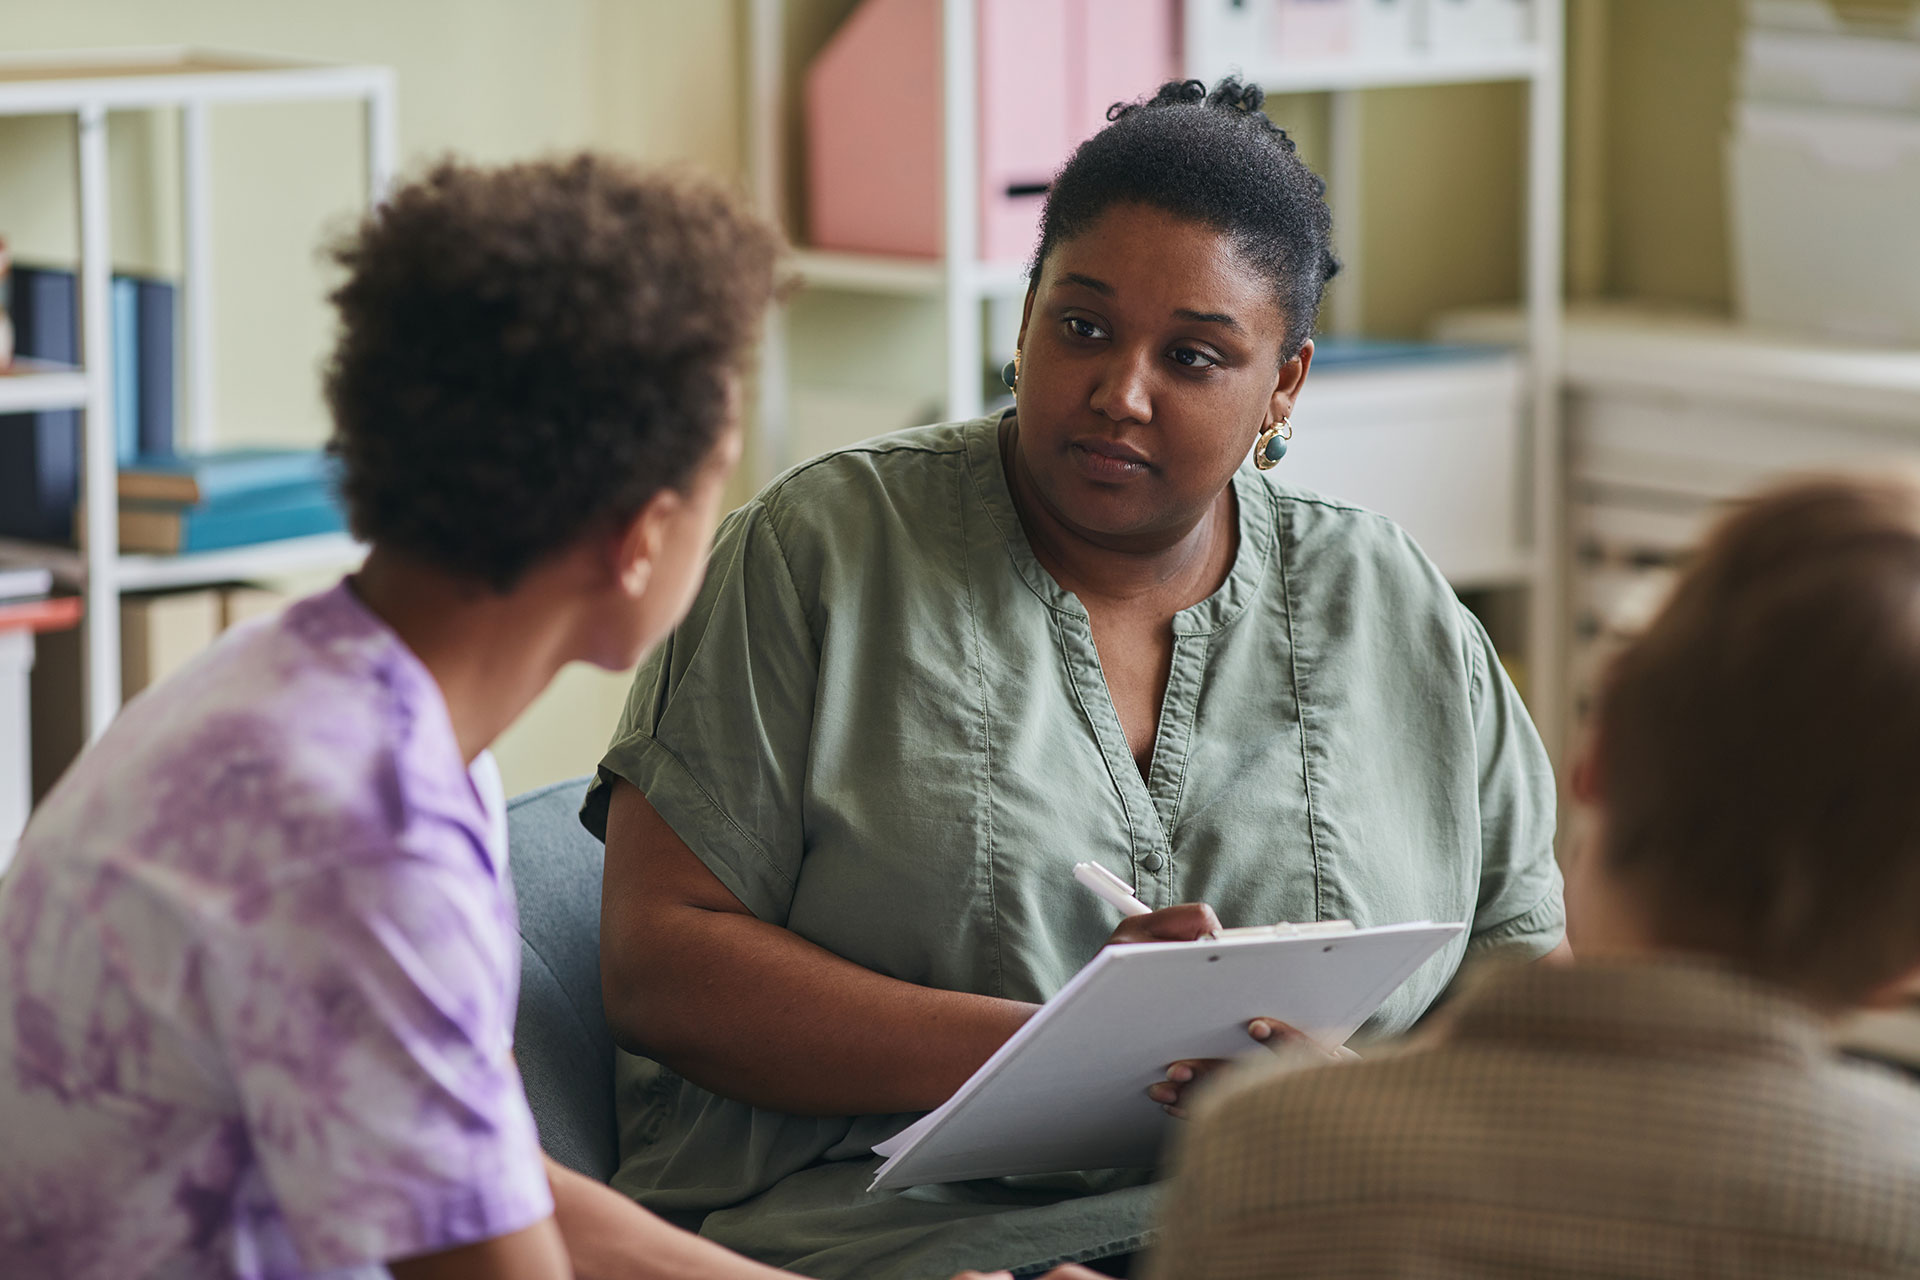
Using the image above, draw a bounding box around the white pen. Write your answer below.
[1072,861,1152,917]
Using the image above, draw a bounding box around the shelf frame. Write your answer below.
[0,47,395,740]
[0,360,89,414]
[745,0,1567,752]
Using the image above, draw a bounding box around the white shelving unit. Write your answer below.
[0,48,390,739]
[1441,302,1920,726]
[746,0,1567,749]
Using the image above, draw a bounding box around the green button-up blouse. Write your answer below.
[581,413,1563,1279]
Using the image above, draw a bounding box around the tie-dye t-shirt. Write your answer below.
[0,580,553,1278]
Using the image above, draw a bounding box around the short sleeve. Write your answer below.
[581,499,820,926]
[204,849,553,1271]
[1460,604,1566,959]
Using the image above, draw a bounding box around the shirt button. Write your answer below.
[1139,851,1165,873]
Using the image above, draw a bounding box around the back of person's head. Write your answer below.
[1592,472,1920,1007]
[1033,77,1339,354]
[324,154,780,592]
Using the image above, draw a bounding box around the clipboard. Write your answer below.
[869,920,1463,1191]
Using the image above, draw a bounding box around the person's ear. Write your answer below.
[1015,281,1037,356]
[1266,339,1313,427]
[611,487,686,600]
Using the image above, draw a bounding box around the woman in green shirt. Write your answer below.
[581,79,1565,1279]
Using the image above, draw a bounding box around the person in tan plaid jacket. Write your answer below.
[1146,473,1920,1280]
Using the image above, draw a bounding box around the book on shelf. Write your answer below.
[0,564,54,602]
[0,265,81,543]
[116,481,346,555]
[118,446,334,505]
[113,277,138,463]
[0,263,179,542]
[134,275,176,460]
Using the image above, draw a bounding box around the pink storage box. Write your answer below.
[806,0,1178,265]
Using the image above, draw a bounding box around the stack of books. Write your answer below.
[115,448,346,554]
[0,263,176,544]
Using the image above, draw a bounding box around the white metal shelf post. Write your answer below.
[182,102,214,450]
[941,0,984,424]
[76,102,121,731]
[747,0,791,484]
[1525,0,1567,755]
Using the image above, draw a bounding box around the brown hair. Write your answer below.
[324,154,781,591]
[1594,472,1920,1006]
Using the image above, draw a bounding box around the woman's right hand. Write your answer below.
[1103,902,1222,947]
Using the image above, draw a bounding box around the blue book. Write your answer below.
[0,265,81,542]
[134,276,175,457]
[113,276,140,464]
[117,484,346,554]
[118,447,336,505]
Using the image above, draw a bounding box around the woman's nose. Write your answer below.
[1088,347,1155,424]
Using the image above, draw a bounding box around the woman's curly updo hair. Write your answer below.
[325,154,781,592]
[1033,77,1339,355]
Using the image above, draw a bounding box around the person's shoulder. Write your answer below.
[1258,475,1450,591]
[755,419,976,526]
[716,419,982,581]
[37,586,476,897]
[1252,475,1475,666]
[1811,1053,1920,1170]
[1190,1040,1441,1156]
[1168,1043,1456,1211]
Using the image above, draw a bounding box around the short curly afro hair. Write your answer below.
[1034,78,1339,355]
[324,154,781,591]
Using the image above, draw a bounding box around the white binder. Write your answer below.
[869,920,1463,1191]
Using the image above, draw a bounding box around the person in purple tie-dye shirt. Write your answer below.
[0,156,799,1280]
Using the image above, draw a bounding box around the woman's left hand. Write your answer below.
[1146,1018,1355,1117]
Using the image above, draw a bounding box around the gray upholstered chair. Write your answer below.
[508,775,620,1181]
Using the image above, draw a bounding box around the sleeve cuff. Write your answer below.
[595,733,797,927]
[291,1146,555,1271]
[1466,893,1565,961]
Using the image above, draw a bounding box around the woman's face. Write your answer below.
[1013,202,1311,546]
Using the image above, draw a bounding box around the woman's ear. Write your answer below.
[1267,339,1313,426]
[1015,281,1037,356]
[612,487,686,599]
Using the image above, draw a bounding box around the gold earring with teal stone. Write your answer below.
[1000,349,1021,391]
[1253,417,1292,470]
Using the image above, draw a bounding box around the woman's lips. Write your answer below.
[1070,438,1152,481]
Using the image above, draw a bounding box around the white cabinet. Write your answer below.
[1281,349,1527,588]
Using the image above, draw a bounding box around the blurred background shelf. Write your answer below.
[792,247,1029,296]
[1438,301,1920,728]
[0,531,364,593]
[0,358,87,413]
[1213,47,1548,93]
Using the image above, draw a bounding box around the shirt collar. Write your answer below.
[1442,958,1832,1069]
[963,411,1278,635]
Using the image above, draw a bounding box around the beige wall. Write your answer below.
[1592,0,1743,310]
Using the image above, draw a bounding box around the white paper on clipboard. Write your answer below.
[869,920,1463,1191]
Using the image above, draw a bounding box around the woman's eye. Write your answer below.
[1065,317,1106,340]
[1170,347,1219,370]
